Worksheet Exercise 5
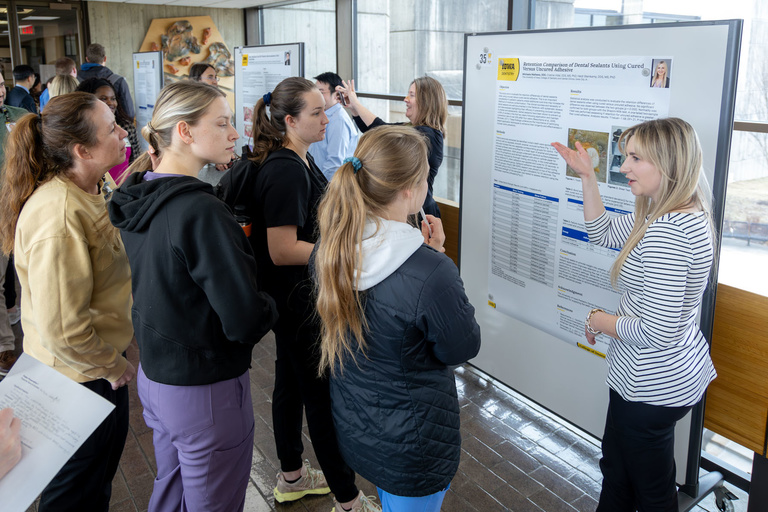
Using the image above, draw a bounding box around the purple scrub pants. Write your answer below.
[138,365,255,512]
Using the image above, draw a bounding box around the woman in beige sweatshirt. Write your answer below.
[0,92,134,511]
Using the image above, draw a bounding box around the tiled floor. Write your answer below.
[20,331,747,512]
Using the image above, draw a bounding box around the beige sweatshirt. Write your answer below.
[15,176,133,383]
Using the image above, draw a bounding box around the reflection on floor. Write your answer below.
[22,332,750,511]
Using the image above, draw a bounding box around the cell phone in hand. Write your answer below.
[338,91,347,106]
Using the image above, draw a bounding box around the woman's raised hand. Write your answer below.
[337,80,359,114]
[551,141,595,181]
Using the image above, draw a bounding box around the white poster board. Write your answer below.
[131,51,164,153]
[460,21,740,482]
[234,43,304,152]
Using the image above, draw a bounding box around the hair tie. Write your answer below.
[344,156,362,173]
[263,92,272,106]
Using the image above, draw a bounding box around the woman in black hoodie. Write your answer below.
[108,81,278,512]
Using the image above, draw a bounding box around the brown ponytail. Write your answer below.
[0,92,101,253]
[249,77,317,163]
[315,125,429,375]
[125,81,226,176]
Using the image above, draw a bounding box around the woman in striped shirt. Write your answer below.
[552,118,716,512]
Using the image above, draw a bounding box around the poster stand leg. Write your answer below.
[677,398,738,511]
[678,471,724,511]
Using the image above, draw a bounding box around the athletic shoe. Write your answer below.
[273,459,331,503]
[0,351,17,377]
[331,491,382,512]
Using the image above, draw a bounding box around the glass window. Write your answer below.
[355,0,507,203]
[356,0,508,99]
[16,4,81,71]
[0,5,12,81]
[261,0,336,82]
[14,3,81,112]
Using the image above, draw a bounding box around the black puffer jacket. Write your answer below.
[327,245,481,497]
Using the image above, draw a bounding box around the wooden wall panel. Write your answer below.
[86,2,244,101]
[437,198,459,267]
[705,283,768,455]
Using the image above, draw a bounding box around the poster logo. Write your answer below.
[497,58,520,81]
[242,54,249,66]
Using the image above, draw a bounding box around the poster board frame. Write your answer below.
[233,42,304,152]
[131,51,164,153]
[459,20,742,489]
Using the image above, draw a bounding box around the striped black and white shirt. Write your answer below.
[586,211,716,407]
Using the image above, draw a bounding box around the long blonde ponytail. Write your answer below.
[315,125,429,375]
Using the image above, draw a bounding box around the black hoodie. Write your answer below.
[109,171,278,386]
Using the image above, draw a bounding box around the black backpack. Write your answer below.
[215,149,310,218]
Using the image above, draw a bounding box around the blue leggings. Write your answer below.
[377,484,449,512]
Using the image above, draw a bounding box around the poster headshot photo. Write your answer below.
[284,51,291,65]
[565,128,609,183]
[650,58,671,88]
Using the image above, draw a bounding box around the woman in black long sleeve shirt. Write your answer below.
[338,77,447,218]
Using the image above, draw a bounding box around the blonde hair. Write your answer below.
[315,125,429,375]
[652,60,668,87]
[127,81,225,175]
[611,117,710,286]
[409,76,447,133]
[48,75,79,99]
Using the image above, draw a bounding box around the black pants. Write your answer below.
[38,379,129,512]
[271,302,358,503]
[596,389,692,512]
[4,255,15,310]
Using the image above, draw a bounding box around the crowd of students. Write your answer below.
[0,48,718,512]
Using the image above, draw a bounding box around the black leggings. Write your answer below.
[596,389,693,512]
[271,307,358,503]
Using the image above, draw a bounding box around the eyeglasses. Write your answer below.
[203,75,220,83]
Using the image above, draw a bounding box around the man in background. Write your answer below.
[309,72,359,181]
[7,65,36,113]
[39,57,77,112]
[78,43,134,120]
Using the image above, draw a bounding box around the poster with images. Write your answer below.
[487,55,672,356]
[233,44,303,152]
[132,51,164,153]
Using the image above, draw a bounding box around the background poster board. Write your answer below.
[234,43,304,152]
[460,21,740,483]
[132,51,164,153]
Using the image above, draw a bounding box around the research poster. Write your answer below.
[132,51,164,153]
[487,55,671,356]
[234,44,302,151]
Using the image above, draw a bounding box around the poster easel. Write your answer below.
[459,20,742,506]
